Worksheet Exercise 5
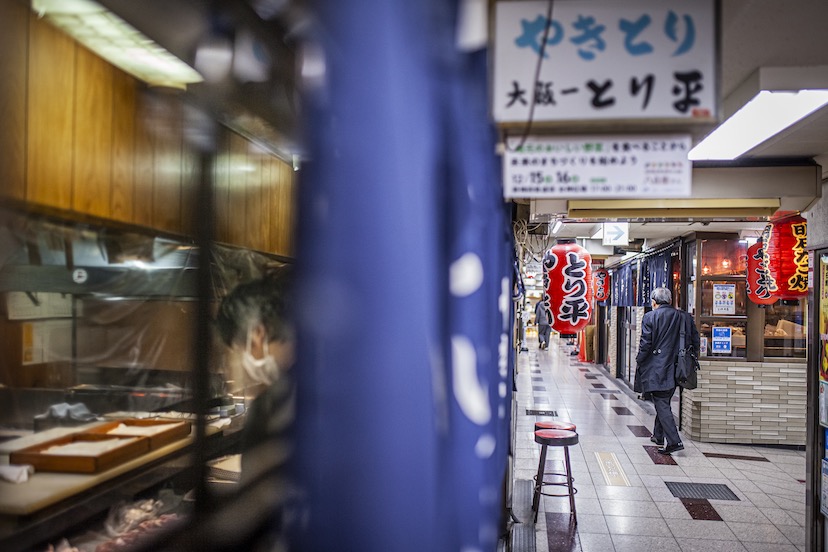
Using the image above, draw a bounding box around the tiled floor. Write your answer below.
[511,335,807,552]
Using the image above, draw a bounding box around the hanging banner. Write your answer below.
[493,0,717,125]
[542,239,593,334]
[593,268,610,302]
[504,134,691,198]
[746,241,777,306]
[766,214,808,300]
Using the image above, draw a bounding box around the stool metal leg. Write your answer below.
[563,445,577,524]
[531,444,547,523]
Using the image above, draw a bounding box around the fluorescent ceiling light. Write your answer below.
[688,90,828,160]
[551,220,563,234]
[33,0,203,89]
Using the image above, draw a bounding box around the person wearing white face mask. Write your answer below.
[214,269,298,548]
[215,269,296,483]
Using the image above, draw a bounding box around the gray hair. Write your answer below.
[650,287,672,305]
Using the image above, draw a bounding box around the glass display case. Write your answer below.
[763,297,807,358]
[0,206,290,550]
[685,233,807,360]
[694,237,748,358]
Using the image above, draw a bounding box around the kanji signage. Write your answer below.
[504,134,691,198]
[593,269,610,302]
[746,240,777,306]
[493,0,717,125]
[766,214,808,300]
[542,239,593,334]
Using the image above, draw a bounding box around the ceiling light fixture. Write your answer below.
[33,0,203,90]
[551,220,563,234]
[689,66,828,161]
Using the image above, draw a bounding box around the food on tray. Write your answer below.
[106,422,185,437]
[43,438,138,456]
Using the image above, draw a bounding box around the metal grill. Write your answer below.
[665,482,740,501]
[526,409,558,416]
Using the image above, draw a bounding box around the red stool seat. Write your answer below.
[534,428,579,447]
[534,420,576,433]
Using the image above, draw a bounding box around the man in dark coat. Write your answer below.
[534,298,551,350]
[634,287,700,454]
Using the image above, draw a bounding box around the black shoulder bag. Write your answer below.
[676,313,699,390]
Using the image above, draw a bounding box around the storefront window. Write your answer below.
[699,321,747,358]
[694,237,749,360]
[700,238,747,276]
[763,298,807,358]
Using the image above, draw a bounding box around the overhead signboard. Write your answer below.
[493,0,717,125]
[503,134,691,198]
[602,223,629,246]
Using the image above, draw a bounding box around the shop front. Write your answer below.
[607,243,681,390]
[681,228,807,446]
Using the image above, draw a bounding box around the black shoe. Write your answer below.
[657,443,684,455]
[649,436,661,444]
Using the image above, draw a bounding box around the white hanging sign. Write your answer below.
[493,0,717,125]
[503,134,691,198]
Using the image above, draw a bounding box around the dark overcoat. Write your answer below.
[634,305,700,393]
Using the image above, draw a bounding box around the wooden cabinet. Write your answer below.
[0,4,295,258]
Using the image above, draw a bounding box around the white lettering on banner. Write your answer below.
[493,0,717,123]
[504,134,691,198]
[559,252,590,325]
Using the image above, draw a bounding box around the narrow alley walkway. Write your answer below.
[510,334,807,552]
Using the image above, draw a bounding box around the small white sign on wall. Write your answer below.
[712,283,736,315]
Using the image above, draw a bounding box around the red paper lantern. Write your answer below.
[593,269,610,302]
[542,239,593,334]
[765,214,808,300]
[746,241,777,305]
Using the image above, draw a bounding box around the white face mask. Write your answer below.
[242,334,280,385]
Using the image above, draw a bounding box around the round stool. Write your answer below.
[534,420,576,433]
[531,428,579,523]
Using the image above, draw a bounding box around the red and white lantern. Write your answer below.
[765,214,808,300]
[746,240,777,306]
[593,268,610,302]
[542,239,593,334]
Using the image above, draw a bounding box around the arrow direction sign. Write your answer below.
[602,223,629,246]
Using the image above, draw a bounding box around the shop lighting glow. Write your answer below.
[33,0,203,89]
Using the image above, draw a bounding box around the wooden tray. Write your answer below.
[82,419,191,450]
[9,433,150,474]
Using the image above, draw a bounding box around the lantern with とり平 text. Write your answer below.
[542,239,593,334]
[593,269,610,302]
[765,214,808,300]
[746,240,777,306]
